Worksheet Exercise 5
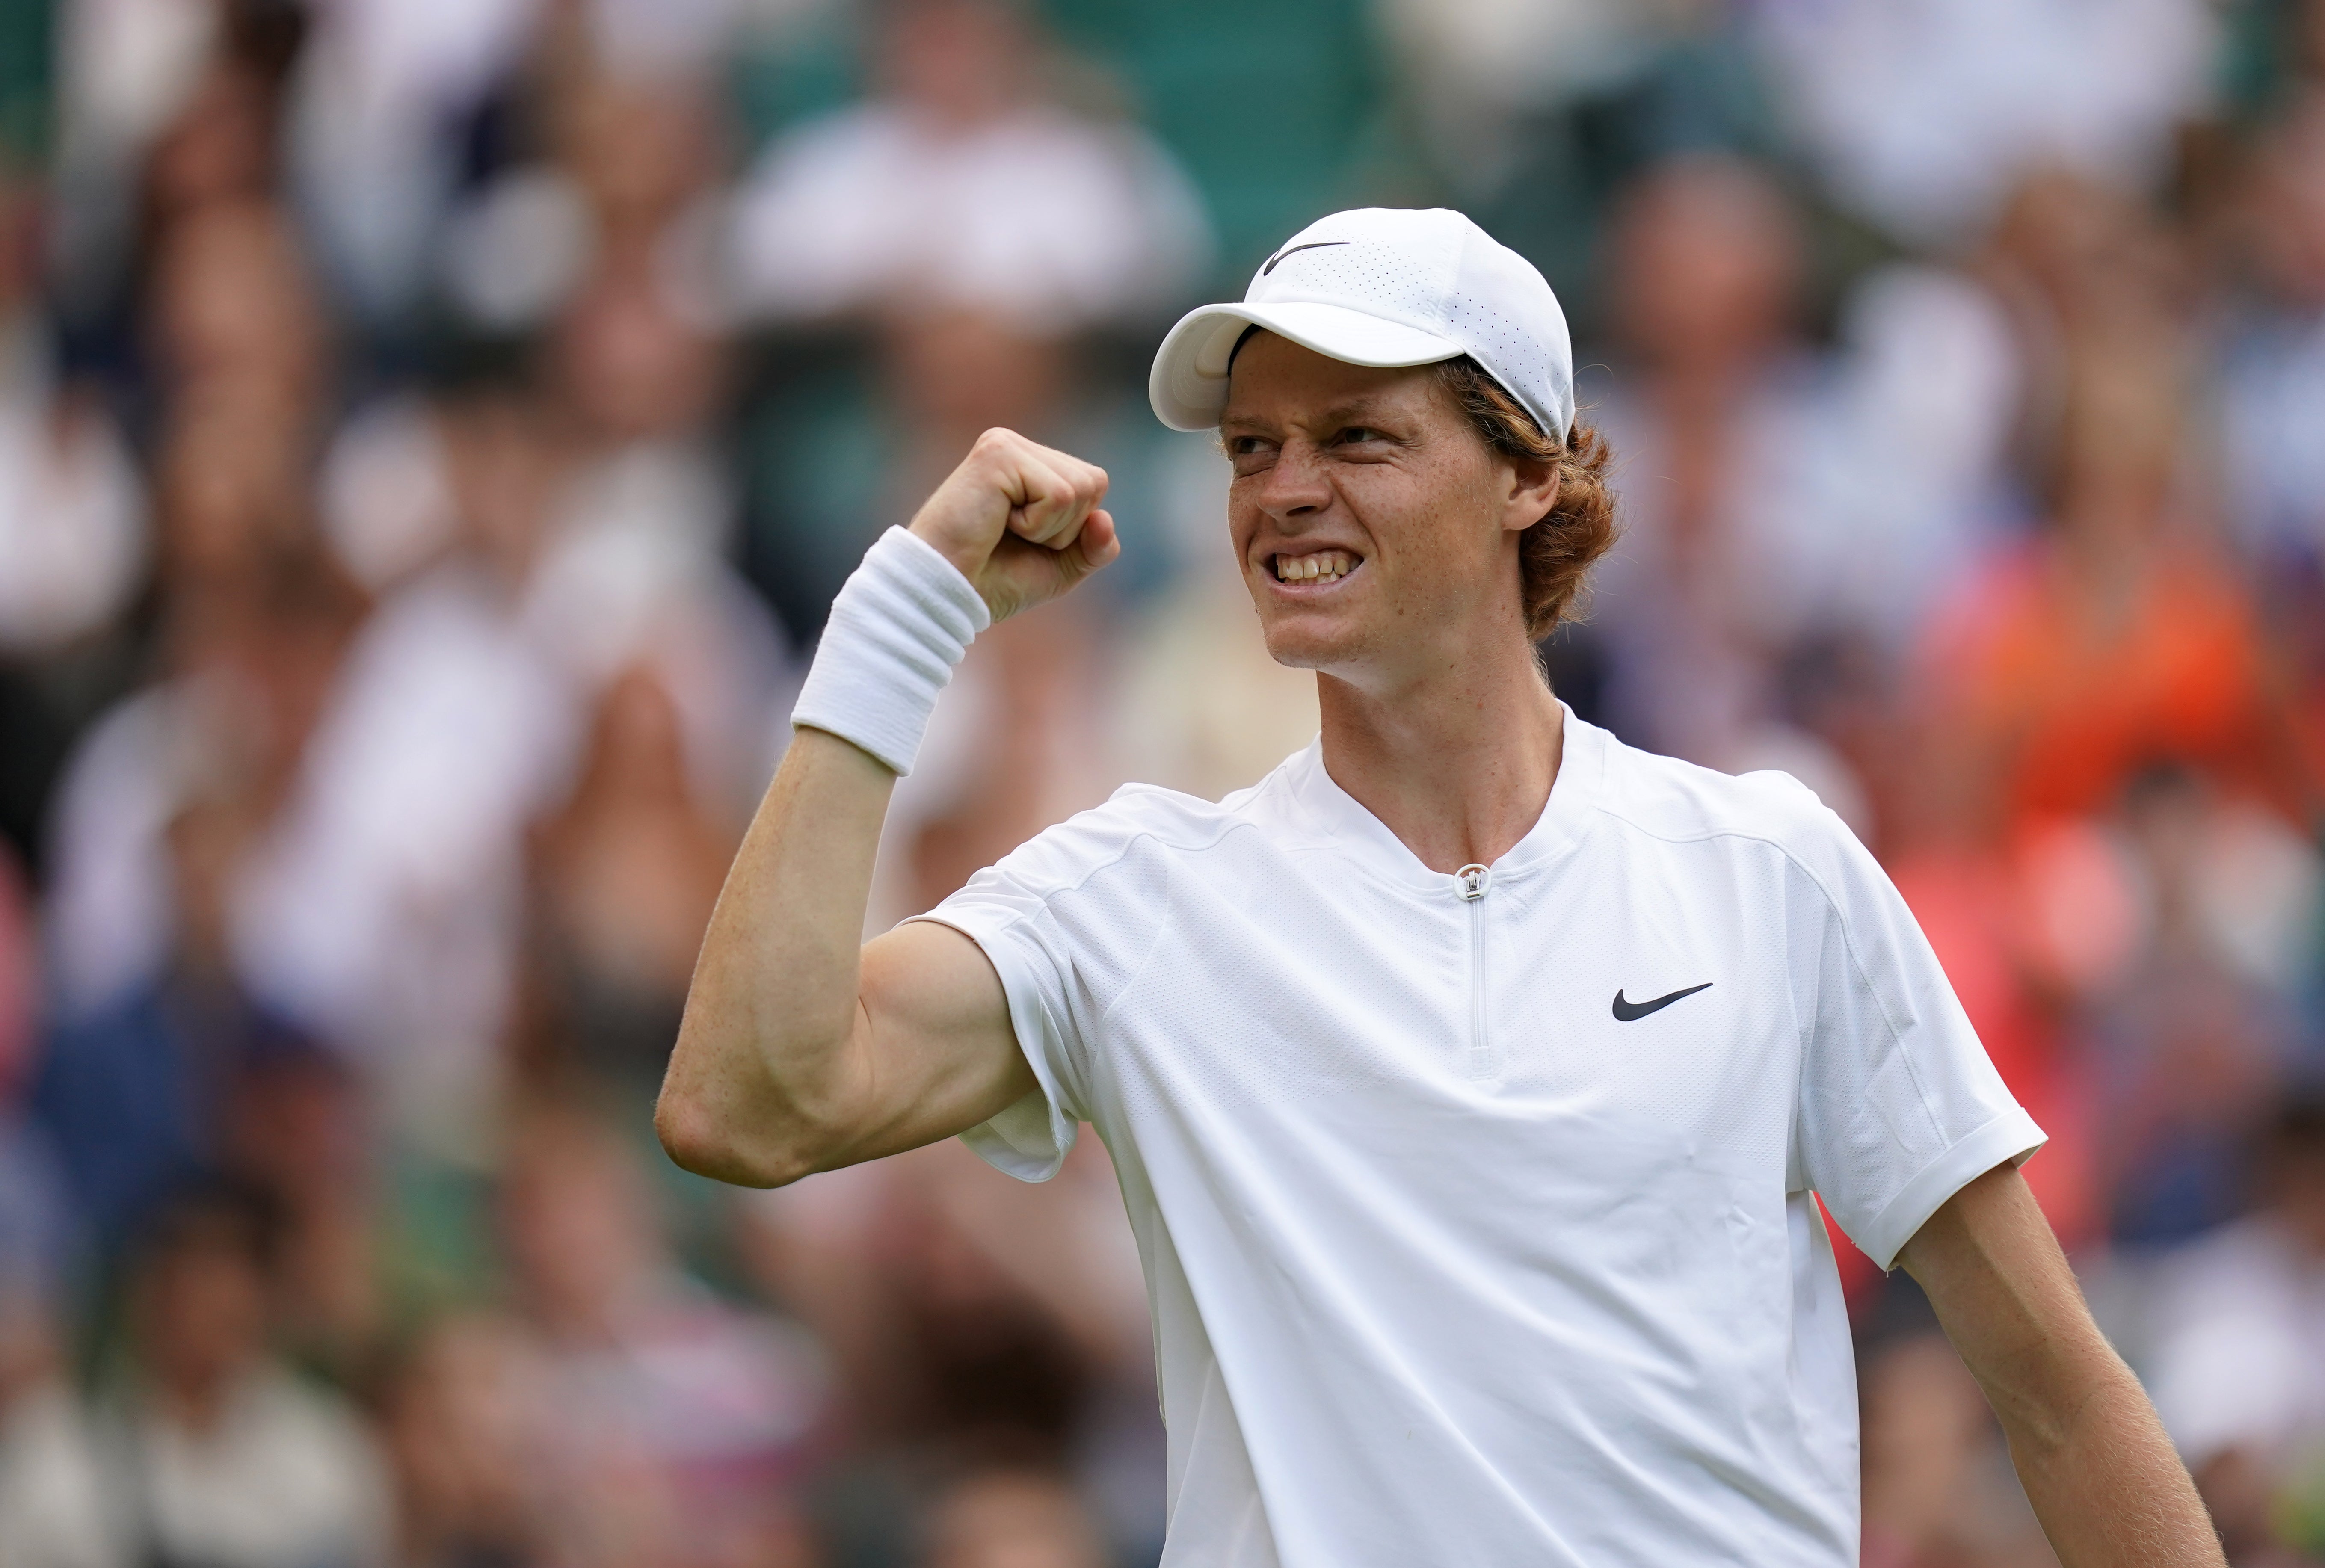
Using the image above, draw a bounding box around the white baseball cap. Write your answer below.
[1149,207,1575,441]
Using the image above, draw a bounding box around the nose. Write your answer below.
[1252,439,1331,523]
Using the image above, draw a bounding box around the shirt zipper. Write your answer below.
[1456,863,1492,1081]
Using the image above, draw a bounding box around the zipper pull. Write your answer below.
[1456,864,1491,901]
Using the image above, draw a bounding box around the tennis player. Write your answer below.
[660,209,2221,1566]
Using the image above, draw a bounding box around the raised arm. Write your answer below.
[1899,1163,2225,1568]
[656,429,1118,1187]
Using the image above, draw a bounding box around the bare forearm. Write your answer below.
[1905,1166,2224,1568]
[1989,1342,2224,1568]
[658,728,894,1183]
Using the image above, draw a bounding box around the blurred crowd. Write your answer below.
[0,0,2322,1565]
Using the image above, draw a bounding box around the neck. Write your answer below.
[1315,637,1565,875]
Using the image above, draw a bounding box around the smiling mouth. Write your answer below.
[1271,549,1361,584]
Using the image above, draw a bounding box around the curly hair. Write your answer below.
[1432,358,1619,639]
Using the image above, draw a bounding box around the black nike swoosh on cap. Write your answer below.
[1611,982,1713,1022]
[1261,240,1351,275]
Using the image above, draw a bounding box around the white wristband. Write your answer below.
[791,526,991,775]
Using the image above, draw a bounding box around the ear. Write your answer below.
[1499,452,1561,535]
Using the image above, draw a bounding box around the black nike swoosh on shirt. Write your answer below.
[1261,240,1351,275]
[1611,982,1714,1022]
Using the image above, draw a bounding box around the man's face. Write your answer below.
[1221,334,1525,686]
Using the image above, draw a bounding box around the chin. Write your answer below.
[1256,616,1363,675]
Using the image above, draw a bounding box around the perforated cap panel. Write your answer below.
[1150,207,1574,439]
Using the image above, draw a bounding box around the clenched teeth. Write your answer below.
[1274,550,1357,583]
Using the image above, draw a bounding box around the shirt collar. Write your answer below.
[1263,701,1606,894]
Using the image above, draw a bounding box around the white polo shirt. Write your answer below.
[919,709,2042,1568]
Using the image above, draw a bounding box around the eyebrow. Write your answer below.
[1219,396,1410,437]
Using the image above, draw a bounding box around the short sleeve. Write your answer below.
[906,791,1175,1182]
[1784,796,2044,1270]
[914,896,1087,1181]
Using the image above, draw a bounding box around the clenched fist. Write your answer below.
[909,428,1119,622]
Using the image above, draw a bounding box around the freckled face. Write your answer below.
[1221,332,1520,683]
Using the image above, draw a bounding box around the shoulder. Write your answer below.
[927,773,1279,1004]
[1587,728,1859,876]
[980,778,1259,901]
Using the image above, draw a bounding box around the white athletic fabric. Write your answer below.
[1149,207,1576,441]
[791,526,989,775]
[919,710,2042,1568]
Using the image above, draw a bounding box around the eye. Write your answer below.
[1334,426,1386,446]
[1225,434,1278,472]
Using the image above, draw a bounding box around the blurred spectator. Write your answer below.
[294,0,761,340]
[0,761,33,1068]
[147,380,319,633]
[0,1286,105,1568]
[35,793,327,1259]
[2144,1096,2325,1561]
[921,1464,1108,1568]
[532,269,785,771]
[746,1145,1091,1461]
[745,1138,1161,1563]
[1376,0,1776,318]
[728,0,1208,332]
[230,388,582,1159]
[441,65,729,337]
[1378,0,1702,182]
[0,164,146,873]
[0,1183,393,1568]
[1973,167,2192,468]
[1590,150,1806,767]
[1034,0,1380,281]
[377,1312,546,1568]
[244,280,782,1153]
[516,666,733,1102]
[1858,1311,2049,1568]
[2086,765,2316,1244]
[41,532,357,1025]
[1753,0,2218,247]
[217,1044,382,1372]
[318,392,460,598]
[495,1103,827,1568]
[1883,746,2122,1252]
[1587,153,1873,809]
[750,305,1073,644]
[284,0,539,331]
[45,0,306,326]
[1918,334,2304,834]
[0,845,78,1568]
[0,170,145,660]
[146,195,329,417]
[109,1183,391,1568]
[36,550,363,1256]
[2217,92,2325,811]
[2219,94,2325,576]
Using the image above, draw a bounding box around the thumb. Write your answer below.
[1041,510,1120,597]
[980,509,1121,620]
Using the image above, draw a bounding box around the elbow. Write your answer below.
[653,1081,818,1189]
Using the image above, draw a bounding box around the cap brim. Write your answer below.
[1148,302,1464,431]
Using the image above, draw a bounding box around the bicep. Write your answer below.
[1899,1163,2115,1423]
[831,920,1038,1168]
